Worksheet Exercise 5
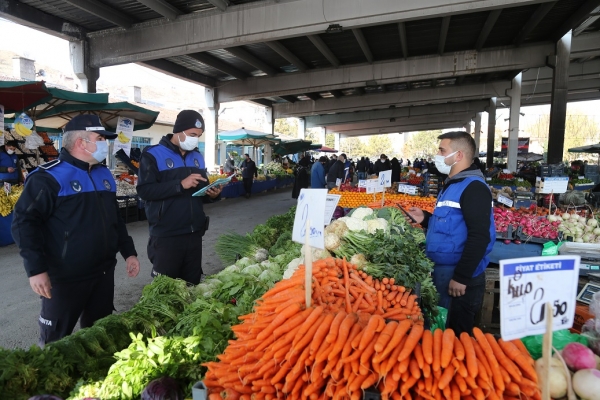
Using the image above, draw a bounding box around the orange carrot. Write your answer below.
[422,329,433,365]
[374,321,399,353]
[453,336,465,361]
[440,328,456,369]
[359,315,384,350]
[485,333,522,383]
[459,332,478,379]
[309,312,335,355]
[432,328,443,372]
[256,302,303,340]
[498,338,537,382]
[472,327,504,392]
[397,323,424,362]
[414,343,425,369]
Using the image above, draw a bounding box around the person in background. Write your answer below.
[326,153,346,190]
[0,140,22,184]
[311,156,328,189]
[223,153,236,174]
[406,159,411,167]
[12,114,140,347]
[137,110,222,285]
[375,154,391,176]
[326,154,337,175]
[366,157,374,175]
[407,131,494,335]
[391,157,401,183]
[240,153,258,199]
[356,157,367,181]
[292,154,310,198]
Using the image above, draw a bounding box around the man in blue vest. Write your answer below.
[11,115,140,347]
[0,140,21,184]
[408,131,495,335]
[137,110,222,285]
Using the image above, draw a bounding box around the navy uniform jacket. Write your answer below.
[0,151,19,182]
[137,135,215,238]
[11,149,137,284]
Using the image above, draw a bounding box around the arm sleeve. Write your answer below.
[421,211,432,228]
[254,163,258,178]
[452,181,493,285]
[115,200,137,260]
[136,151,184,201]
[0,167,7,172]
[11,172,60,277]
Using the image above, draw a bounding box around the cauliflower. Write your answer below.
[325,233,341,251]
[367,218,389,234]
[283,257,302,279]
[350,253,368,268]
[345,217,368,232]
[351,207,374,221]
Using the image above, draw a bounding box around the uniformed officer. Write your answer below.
[11,114,140,347]
[137,110,222,285]
[0,140,21,184]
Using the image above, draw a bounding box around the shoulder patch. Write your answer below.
[39,159,61,170]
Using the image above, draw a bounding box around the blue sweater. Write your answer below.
[311,162,326,188]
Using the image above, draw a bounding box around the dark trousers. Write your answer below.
[148,231,204,285]
[243,178,253,195]
[38,268,115,347]
[433,266,486,336]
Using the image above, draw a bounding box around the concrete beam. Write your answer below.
[63,0,135,28]
[327,113,476,134]
[305,100,489,128]
[551,0,600,42]
[475,10,502,51]
[307,35,340,68]
[140,59,217,87]
[571,31,600,58]
[206,0,229,12]
[353,28,373,63]
[264,41,308,72]
[520,57,600,87]
[135,0,182,20]
[220,43,553,102]
[225,47,278,76]
[188,52,248,80]
[88,0,555,67]
[398,22,409,59]
[0,0,87,40]
[573,5,600,36]
[501,78,600,105]
[340,119,471,137]
[274,81,510,118]
[438,16,451,55]
[513,2,556,46]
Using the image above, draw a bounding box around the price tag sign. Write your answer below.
[4,182,11,194]
[579,176,585,180]
[499,255,580,341]
[358,180,367,188]
[398,184,418,195]
[497,194,514,208]
[292,189,327,249]
[379,170,392,188]
[366,179,382,194]
[324,194,341,226]
[486,177,492,182]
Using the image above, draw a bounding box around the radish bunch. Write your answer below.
[557,213,600,243]
[494,207,560,241]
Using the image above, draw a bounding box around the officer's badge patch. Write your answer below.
[103,179,111,190]
[166,158,174,169]
[71,180,82,192]
[194,159,200,167]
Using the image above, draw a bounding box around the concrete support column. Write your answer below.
[474,112,482,152]
[486,98,497,168]
[298,118,306,139]
[264,107,274,134]
[334,133,340,152]
[219,142,227,167]
[547,31,572,164]
[464,122,472,134]
[320,127,327,147]
[204,88,218,172]
[506,72,522,172]
[69,40,99,93]
[263,143,272,164]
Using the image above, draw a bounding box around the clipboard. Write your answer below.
[192,175,233,196]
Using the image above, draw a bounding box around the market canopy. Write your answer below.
[315,146,337,153]
[0,81,52,113]
[517,152,544,162]
[218,128,281,147]
[568,143,600,154]
[273,139,318,155]
[34,101,159,132]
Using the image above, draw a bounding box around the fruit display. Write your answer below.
[0,185,24,217]
[329,188,435,212]
[209,174,229,184]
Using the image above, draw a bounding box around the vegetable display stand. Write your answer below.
[0,212,14,246]
[478,267,500,333]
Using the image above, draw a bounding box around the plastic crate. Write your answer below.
[515,226,560,244]
[495,224,515,241]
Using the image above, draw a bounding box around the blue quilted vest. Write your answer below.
[425,176,495,277]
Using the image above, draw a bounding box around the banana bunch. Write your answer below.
[0,185,23,217]
[208,174,228,184]
[117,131,130,144]
[14,122,32,137]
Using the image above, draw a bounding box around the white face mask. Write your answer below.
[178,131,199,151]
[434,151,458,174]
[6,149,15,155]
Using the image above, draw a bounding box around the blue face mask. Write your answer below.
[84,139,109,163]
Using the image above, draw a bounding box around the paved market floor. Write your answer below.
[0,187,296,349]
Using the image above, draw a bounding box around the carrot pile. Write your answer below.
[203,257,539,400]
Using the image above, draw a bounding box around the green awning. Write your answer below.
[218,128,281,147]
[273,139,316,155]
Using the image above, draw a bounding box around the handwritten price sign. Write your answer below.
[500,255,580,341]
[379,170,392,188]
[292,188,327,249]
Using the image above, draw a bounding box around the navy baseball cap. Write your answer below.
[64,114,117,139]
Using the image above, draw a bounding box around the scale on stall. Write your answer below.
[577,282,600,305]
[559,242,600,276]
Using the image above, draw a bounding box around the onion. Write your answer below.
[588,219,599,227]
[593,228,600,235]
[585,225,595,232]
[562,213,571,220]
[548,215,558,222]
[572,214,580,222]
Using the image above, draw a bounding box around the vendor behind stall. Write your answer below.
[408,131,495,335]
[0,140,22,184]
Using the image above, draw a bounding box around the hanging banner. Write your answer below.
[113,117,135,156]
[501,137,530,155]
[0,104,4,146]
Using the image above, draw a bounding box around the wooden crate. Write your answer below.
[478,267,500,333]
